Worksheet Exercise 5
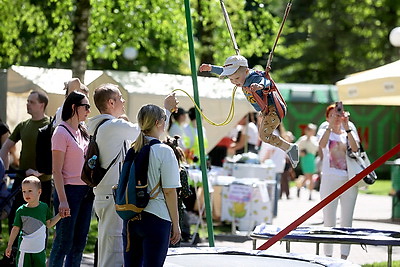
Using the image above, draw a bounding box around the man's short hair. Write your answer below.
[93,83,119,113]
[30,90,49,110]
[22,176,42,189]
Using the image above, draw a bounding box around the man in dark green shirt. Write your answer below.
[0,90,52,240]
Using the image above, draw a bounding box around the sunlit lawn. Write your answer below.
[358,179,393,196]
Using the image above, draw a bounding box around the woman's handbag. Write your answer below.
[346,146,377,187]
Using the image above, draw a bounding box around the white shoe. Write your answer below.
[287,144,299,168]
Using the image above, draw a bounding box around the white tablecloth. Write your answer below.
[187,166,276,227]
[221,179,275,231]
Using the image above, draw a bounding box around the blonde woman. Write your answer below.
[123,104,181,267]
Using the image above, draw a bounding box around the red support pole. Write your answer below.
[257,143,400,250]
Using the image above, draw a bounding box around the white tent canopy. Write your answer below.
[7,66,337,151]
[336,60,400,106]
[8,65,103,94]
[6,66,103,132]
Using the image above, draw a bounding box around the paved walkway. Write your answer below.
[81,187,400,266]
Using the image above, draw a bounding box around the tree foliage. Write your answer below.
[0,0,189,74]
[88,0,188,73]
[0,0,74,67]
[273,0,400,84]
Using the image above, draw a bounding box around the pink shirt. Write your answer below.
[52,122,88,185]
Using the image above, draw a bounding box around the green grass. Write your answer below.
[358,180,394,196]
[363,262,400,267]
[191,222,232,238]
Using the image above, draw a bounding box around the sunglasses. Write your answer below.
[160,114,167,121]
[77,103,91,111]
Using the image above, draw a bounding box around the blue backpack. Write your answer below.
[113,139,161,221]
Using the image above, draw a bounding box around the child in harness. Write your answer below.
[199,55,299,168]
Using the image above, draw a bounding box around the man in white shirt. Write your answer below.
[87,83,177,267]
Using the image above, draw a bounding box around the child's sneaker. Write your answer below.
[286,144,299,168]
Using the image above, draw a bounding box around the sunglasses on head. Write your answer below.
[77,103,91,111]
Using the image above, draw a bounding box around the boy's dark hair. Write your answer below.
[22,176,42,189]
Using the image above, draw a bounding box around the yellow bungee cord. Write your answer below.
[171,87,239,126]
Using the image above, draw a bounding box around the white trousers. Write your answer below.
[94,193,124,267]
[319,175,358,257]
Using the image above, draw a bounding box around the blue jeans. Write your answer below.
[123,212,171,267]
[49,185,94,267]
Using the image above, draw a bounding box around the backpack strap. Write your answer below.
[104,146,123,174]
[149,181,161,199]
[134,139,162,197]
[92,119,121,173]
[49,115,56,126]
[58,124,77,143]
[93,119,110,141]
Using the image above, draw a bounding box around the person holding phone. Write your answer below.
[316,103,360,260]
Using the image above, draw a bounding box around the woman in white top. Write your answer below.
[124,104,181,267]
[317,103,359,260]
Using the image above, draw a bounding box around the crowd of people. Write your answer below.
[0,80,184,266]
[0,56,366,265]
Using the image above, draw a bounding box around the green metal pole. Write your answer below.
[183,0,215,247]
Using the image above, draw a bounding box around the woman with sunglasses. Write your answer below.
[49,91,93,267]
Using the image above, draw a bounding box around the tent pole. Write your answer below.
[183,0,215,247]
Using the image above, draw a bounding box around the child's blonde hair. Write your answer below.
[22,176,42,189]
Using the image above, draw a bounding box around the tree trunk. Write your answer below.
[71,0,91,82]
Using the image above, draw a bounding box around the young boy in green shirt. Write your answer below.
[5,176,65,266]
